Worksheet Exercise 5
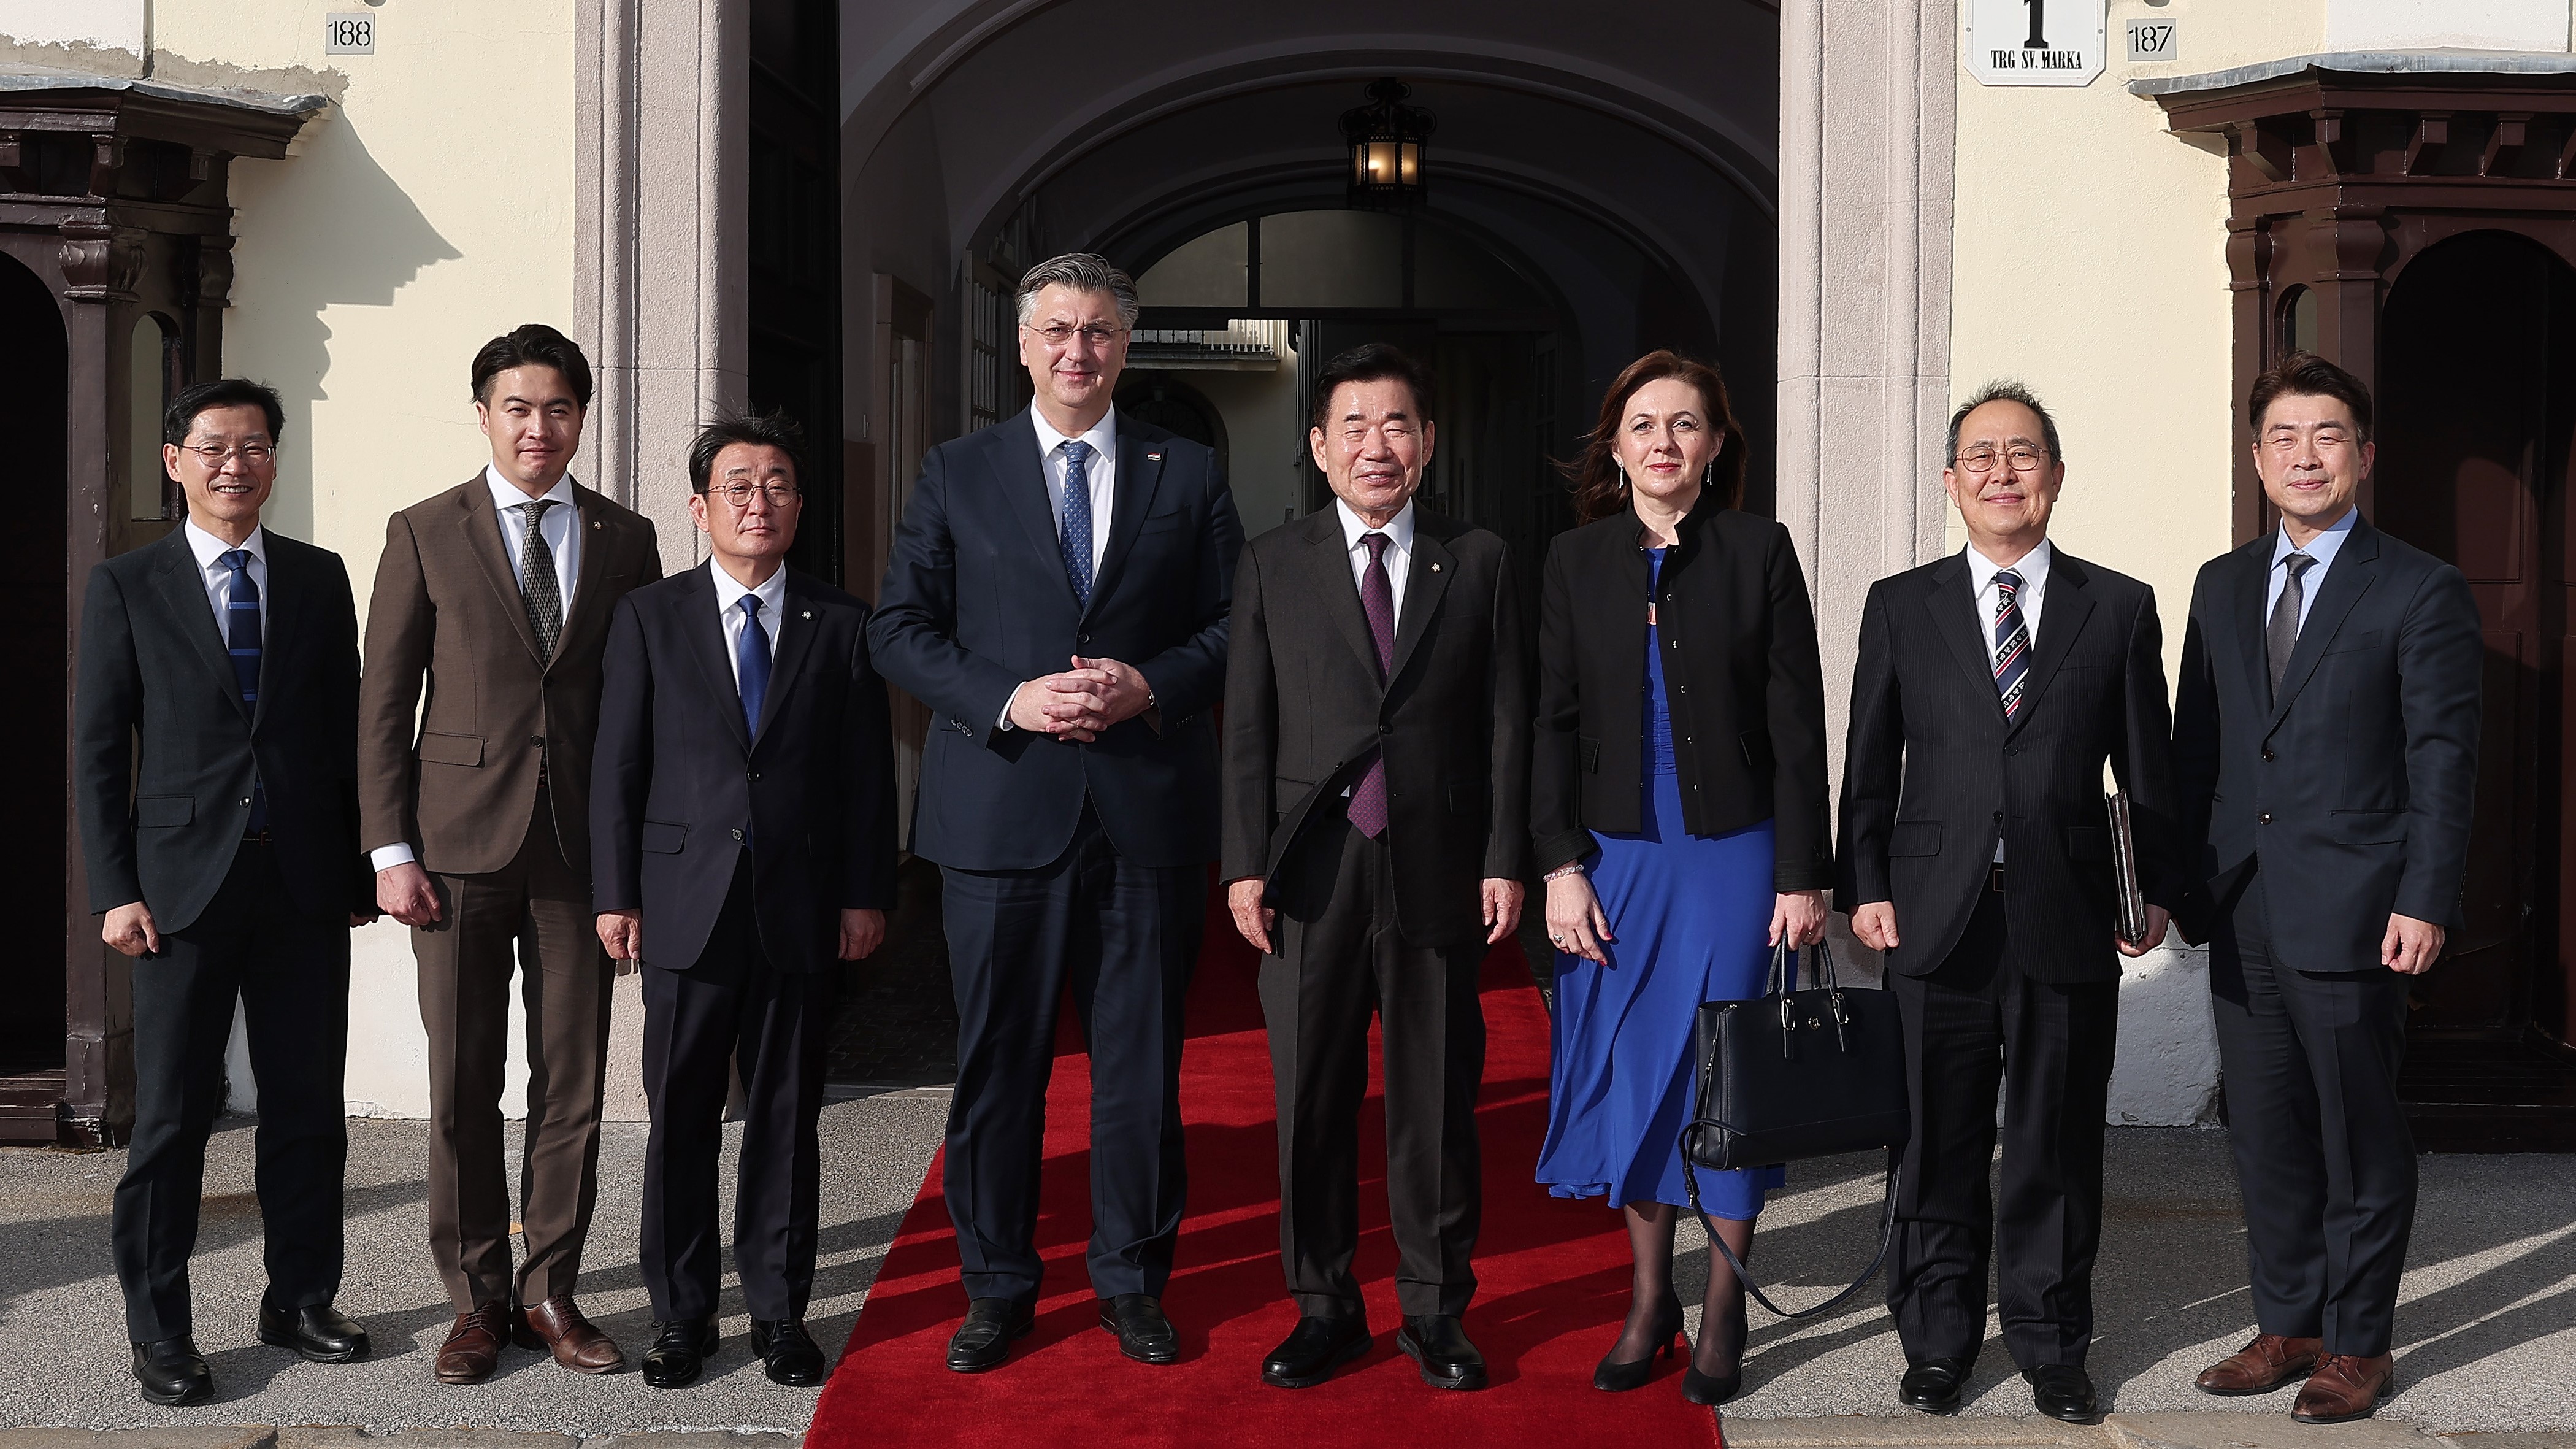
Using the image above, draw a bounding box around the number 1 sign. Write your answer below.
[1963,0,2105,87]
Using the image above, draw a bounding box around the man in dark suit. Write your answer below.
[1222,344,1530,1393]
[359,324,661,1382]
[593,410,898,1389]
[1838,381,2180,1424]
[75,379,376,1405]
[869,254,1242,1372]
[2172,353,2480,1425]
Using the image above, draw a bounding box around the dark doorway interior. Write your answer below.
[2376,229,2576,1150]
[0,255,67,1075]
[748,0,841,583]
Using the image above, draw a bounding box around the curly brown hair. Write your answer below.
[1559,350,1748,525]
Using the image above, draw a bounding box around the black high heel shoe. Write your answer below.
[1592,1305,1685,1392]
[1681,1286,1750,1405]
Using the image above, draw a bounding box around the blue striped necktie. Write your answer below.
[220,548,267,831]
[1993,568,2031,721]
[1059,439,1095,606]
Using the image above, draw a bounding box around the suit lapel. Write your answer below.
[2232,536,2272,711]
[148,532,248,723]
[995,414,1080,609]
[550,482,615,667]
[1083,428,1162,615]
[1925,555,2003,723]
[458,477,546,666]
[752,574,823,751]
[1304,512,1382,680]
[2268,521,2380,729]
[2005,552,2095,739]
[677,564,753,754]
[1387,522,1455,687]
[252,538,304,730]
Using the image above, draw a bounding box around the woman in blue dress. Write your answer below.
[1530,352,1833,1405]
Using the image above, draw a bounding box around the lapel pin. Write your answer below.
[1146,451,1163,461]
[1430,562,1442,572]
[801,610,812,620]
[592,520,602,529]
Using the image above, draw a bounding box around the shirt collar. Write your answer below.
[1964,537,2051,593]
[483,463,579,516]
[1335,496,1417,555]
[183,519,266,571]
[1032,406,1117,464]
[707,558,789,617]
[2272,506,2358,572]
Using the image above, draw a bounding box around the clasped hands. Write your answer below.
[1008,655,1156,742]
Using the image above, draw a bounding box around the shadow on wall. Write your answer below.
[227,109,461,541]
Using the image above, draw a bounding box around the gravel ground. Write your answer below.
[1,1104,2567,1437]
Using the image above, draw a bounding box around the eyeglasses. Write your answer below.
[710,482,802,507]
[178,443,274,466]
[1025,323,1127,347]
[1953,445,2049,475]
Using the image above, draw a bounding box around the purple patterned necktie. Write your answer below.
[1347,532,1396,839]
[1993,568,2031,720]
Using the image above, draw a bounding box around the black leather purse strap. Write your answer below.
[1681,1146,1901,1322]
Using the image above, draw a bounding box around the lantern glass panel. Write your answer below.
[1399,141,1419,184]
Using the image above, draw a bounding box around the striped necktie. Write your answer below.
[1059,440,1096,606]
[1993,568,2031,721]
[220,549,267,832]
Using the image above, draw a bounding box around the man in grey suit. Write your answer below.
[1222,343,1530,1393]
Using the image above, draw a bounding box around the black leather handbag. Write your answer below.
[1680,937,1910,1320]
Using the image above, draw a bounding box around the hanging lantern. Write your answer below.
[1340,78,1433,211]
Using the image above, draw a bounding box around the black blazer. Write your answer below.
[1221,508,1531,948]
[2171,516,2482,965]
[591,563,899,974]
[1836,547,2180,983]
[75,528,368,931]
[868,410,1243,871]
[1531,504,1831,888]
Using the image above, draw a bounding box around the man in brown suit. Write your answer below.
[359,324,662,1382]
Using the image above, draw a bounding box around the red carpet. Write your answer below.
[810,888,1723,1448]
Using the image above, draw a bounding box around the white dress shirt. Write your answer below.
[372,472,585,874]
[1031,407,1117,575]
[2266,505,2357,634]
[181,519,267,645]
[1964,538,2053,863]
[708,558,789,692]
[485,464,581,612]
[1335,496,1418,630]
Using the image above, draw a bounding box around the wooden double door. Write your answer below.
[2375,229,2576,1148]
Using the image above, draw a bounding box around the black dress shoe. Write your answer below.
[2026,1363,2098,1423]
[1097,1294,1179,1366]
[1899,1357,1973,1414]
[1395,1314,1488,1391]
[1260,1315,1371,1388]
[641,1316,719,1389]
[131,1337,212,1406]
[257,1294,371,1364]
[946,1297,1035,1374]
[749,1318,826,1387]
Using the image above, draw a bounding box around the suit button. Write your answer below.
[2263,748,2277,762]
[529,734,544,748]
[1378,723,1392,735]
[2004,745,2021,756]
[746,771,761,782]
[732,828,746,841]
[2259,812,2272,824]
[1078,632,1092,644]
[1993,811,2004,822]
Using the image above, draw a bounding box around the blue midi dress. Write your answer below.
[1534,545,1786,1218]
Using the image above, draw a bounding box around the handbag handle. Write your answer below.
[1681,1145,1899,1322]
[1766,939,1855,1051]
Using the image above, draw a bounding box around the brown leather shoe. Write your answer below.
[2195,1332,2323,1396]
[2293,1352,2396,1424]
[435,1302,511,1384]
[514,1295,627,1374]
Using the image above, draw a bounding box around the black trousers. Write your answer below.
[941,805,1200,1302]
[112,840,350,1343]
[1260,817,1485,1320]
[639,854,833,1323]
[1887,883,2117,1369]
[2208,866,2415,1357]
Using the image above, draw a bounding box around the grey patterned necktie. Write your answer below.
[2267,551,2315,703]
[516,499,563,664]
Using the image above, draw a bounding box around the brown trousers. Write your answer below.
[414,796,612,1313]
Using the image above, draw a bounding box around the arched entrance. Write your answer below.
[0,253,67,1091]
[2375,231,2576,1140]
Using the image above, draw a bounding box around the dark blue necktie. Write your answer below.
[1993,568,2031,721]
[737,594,772,738]
[221,549,267,832]
[1059,439,1095,606]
